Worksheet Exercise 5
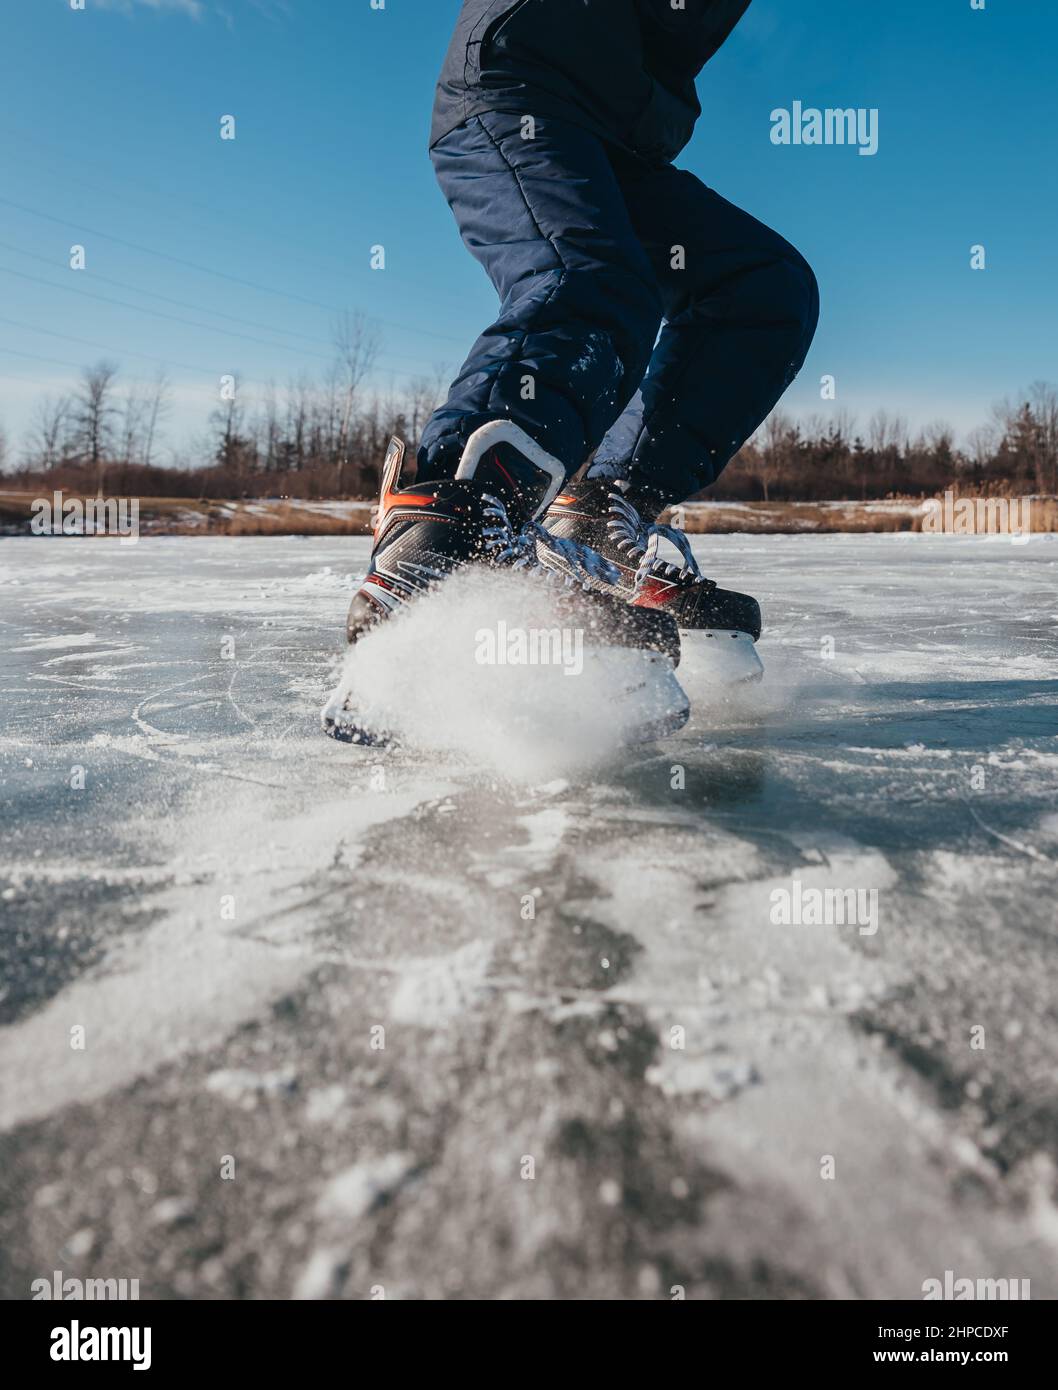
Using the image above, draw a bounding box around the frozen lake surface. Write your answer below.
[1,533,1056,1299]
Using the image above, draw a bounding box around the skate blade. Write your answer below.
[320,684,391,746]
[595,648,690,744]
[679,628,764,685]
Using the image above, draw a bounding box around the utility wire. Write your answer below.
[0,238,453,373]
[0,194,466,345]
[0,315,433,392]
[0,237,334,349]
[0,265,335,361]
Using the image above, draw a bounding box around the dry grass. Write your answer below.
[3,490,1055,538]
[224,505,370,537]
[0,492,374,537]
[675,497,1058,536]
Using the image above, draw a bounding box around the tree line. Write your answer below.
[721,385,1058,501]
[2,315,1055,502]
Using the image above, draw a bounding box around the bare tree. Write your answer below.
[209,377,254,486]
[1028,381,1058,492]
[965,422,997,469]
[829,408,857,443]
[259,381,280,474]
[117,384,148,469]
[319,365,343,464]
[404,363,450,449]
[747,410,798,502]
[865,410,909,495]
[867,409,908,455]
[921,420,954,452]
[282,376,312,474]
[73,361,120,492]
[333,311,381,493]
[25,393,73,471]
[142,370,171,467]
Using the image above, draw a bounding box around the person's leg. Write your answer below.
[418,112,663,488]
[593,159,819,510]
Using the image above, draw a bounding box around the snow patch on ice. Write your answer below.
[260,566,361,597]
[511,806,571,861]
[303,1085,349,1125]
[647,1054,760,1103]
[13,631,98,652]
[0,784,448,1132]
[205,1067,298,1107]
[315,1152,416,1221]
[43,645,141,667]
[291,1247,349,1301]
[389,940,494,1026]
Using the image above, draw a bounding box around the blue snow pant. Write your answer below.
[418,111,819,508]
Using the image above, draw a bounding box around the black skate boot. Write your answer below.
[541,479,763,683]
[323,424,686,742]
[343,421,563,646]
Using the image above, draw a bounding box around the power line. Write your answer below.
[0,237,333,349]
[0,314,242,382]
[0,265,338,362]
[4,123,383,293]
[4,130,472,338]
[0,316,440,393]
[0,345,88,374]
[0,194,466,345]
[0,238,454,373]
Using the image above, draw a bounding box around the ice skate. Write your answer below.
[540,479,764,684]
[323,424,690,744]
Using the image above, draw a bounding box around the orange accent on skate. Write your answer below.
[374,490,434,537]
[488,450,517,491]
[631,576,677,609]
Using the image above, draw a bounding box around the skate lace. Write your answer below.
[607,494,713,592]
[481,496,622,588]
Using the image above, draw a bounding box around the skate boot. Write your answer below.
[540,479,763,683]
[342,420,564,646]
[323,423,686,742]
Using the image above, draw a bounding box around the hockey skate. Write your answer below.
[540,479,764,685]
[322,423,690,746]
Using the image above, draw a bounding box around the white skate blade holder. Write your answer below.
[595,647,691,742]
[679,628,764,685]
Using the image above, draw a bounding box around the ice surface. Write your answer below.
[0,533,1056,1300]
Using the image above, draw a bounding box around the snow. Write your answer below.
[11,630,99,652]
[1,532,1056,1299]
[325,567,691,776]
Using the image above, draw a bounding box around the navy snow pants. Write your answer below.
[418,111,819,507]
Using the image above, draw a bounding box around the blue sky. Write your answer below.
[0,0,1055,461]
